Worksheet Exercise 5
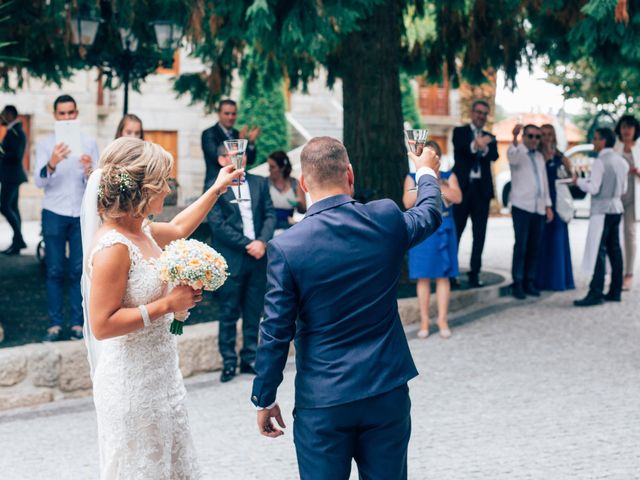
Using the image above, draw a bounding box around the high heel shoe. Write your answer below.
[417,329,429,339]
[623,274,633,291]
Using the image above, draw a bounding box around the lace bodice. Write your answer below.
[89,228,201,479]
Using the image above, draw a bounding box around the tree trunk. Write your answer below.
[341,0,406,205]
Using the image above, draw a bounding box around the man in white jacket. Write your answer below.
[574,127,629,306]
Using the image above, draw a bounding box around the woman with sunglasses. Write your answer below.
[535,124,575,291]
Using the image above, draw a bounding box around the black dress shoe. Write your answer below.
[512,284,526,300]
[220,366,236,383]
[69,327,84,340]
[573,294,604,307]
[524,284,540,297]
[2,245,21,255]
[239,363,257,375]
[604,292,621,302]
[468,275,484,288]
[43,328,62,342]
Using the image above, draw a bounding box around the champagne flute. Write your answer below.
[223,139,249,203]
[404,129,429,192]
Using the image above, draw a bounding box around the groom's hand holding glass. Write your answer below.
[409,142,440,175]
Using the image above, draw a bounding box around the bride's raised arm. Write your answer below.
[150,164,243,247]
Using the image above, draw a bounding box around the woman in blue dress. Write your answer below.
[404,142,461,339]
[535,124,575,291]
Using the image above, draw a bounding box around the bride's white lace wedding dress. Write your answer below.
[88,228,201,479]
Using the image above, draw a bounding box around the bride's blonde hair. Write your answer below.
[97,137,173,220]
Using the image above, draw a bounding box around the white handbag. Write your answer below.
[555,181,575,223]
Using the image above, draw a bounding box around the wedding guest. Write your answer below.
[207,145,275,383]
[0,105,28,255]
[451,99,499,288]
[574,128,628,306]
[201,99,259,190]
[508,124,553,300]
[115,113,144,139]
[35,94,99,342]
[267,150,306,231]
[403,141,461,339]
[83,138,244,478]
[535,124,575,291]
[614,114,640,291]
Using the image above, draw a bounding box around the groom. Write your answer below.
[251,137,442,479]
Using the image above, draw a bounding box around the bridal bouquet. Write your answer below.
[157,239,229,335]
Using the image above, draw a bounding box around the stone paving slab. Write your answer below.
[1,218,638,479]
[1,285,639,479]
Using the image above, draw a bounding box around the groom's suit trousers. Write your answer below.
[293,384,411,480]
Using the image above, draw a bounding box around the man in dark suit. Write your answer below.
[201,99,259,190]
[0,105,28,255]
[251,137,442,480]
[207,145,275,383]
[452,99,499,287]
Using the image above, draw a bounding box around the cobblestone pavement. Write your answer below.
[1,218,639,479]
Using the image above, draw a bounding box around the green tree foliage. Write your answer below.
[400,73,422,128]
[0,0,191,93]
[176,0,541,204]
[237,75,289,167]
[532,0,640,113]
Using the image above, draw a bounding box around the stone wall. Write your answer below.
[0,282,508,411]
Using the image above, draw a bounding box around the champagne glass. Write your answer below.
[404,129,429,192]
[223,139,249,203]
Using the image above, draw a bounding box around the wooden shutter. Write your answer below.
[145,130,178,177]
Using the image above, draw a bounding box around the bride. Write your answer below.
[81,137,243,479]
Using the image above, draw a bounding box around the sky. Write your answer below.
[495,61,584,116]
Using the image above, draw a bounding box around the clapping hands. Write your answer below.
[239,125,261,144]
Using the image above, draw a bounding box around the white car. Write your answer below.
[495,144,595,218]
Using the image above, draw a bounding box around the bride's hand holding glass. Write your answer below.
[209,163,245,196]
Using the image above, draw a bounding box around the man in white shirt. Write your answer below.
[207,145,275,383]
[573,127,628,306]
[508,124,553,300]
[35,95,99,341]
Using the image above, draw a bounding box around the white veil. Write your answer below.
[81,168,103,379]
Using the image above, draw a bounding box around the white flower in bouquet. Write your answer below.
[157,239,229,335]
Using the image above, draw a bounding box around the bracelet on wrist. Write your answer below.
[47,162,56,172]
[138,304,151,328]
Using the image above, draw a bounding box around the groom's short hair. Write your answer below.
[301,137,349,188]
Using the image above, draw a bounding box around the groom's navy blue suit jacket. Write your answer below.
[251,173,442,409]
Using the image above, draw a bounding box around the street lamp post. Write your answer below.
[118,28,138,115]
[69,14,182,116]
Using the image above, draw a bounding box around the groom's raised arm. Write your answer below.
[403,172,443,249]
[251,242,297,408]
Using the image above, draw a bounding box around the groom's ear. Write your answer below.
[299,174,309,193]
[346,164,354,186]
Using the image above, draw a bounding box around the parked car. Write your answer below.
[495,143,595,218]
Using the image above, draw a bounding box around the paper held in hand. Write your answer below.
[54,120,83,158]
